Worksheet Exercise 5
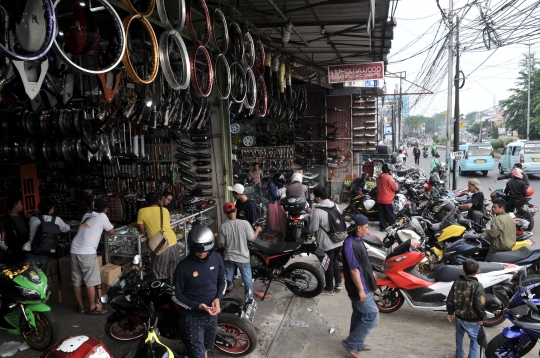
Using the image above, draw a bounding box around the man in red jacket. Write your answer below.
[376,164,398,231]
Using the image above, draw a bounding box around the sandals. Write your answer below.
[76,307,86,314]
[88,307,109,315]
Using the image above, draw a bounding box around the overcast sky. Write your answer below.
[385,0,538,117]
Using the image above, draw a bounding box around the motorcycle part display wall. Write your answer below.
[294,90,326,167]
[352,95,378,153]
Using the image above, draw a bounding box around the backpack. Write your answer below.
[32,215,62,255]
[317,204,348,243]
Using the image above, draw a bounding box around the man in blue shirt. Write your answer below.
[395,149,404,168]
[174,226,226,358]
[341,214,379,358]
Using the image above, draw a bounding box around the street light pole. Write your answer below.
[445,1,454,190]
[527,40,531,140]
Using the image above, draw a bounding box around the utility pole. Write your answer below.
[527,40,531,140]
[453,16,460,190]
[398,76,403,148]
[445,1,454,190]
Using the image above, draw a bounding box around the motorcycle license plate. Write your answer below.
[243,300,258,323]
[529,206,539,212]
[320,254,330,271]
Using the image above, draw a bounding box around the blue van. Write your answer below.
[519,141,540,174]
[455,143,495,176]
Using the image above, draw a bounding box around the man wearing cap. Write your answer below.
[219,202,262,299]
[456,179,485,226]
[341,214,379,358]
[227,184,259,226]
[70,198,115,315]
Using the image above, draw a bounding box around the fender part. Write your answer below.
[376,277,397,289]
[502,325,527,339]
[12,59,49,100]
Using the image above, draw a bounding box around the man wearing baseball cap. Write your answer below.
[456,178,485,226]
[227,183,259,226]
[219,202,262,299]
[341,214,379,357]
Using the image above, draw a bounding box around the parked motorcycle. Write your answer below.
[249,239,327,299]
[491,188,538,231]
[281,195,309,242]
[0,261,59,350]
[486,281,540,357]
[102,255,258,356]
[375,239,536,326]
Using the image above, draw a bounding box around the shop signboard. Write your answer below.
[385,126,392,134]
[328,62,384,84]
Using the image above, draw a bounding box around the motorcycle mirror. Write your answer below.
[526,300,538,312]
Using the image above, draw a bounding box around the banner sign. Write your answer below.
[328,62,384,84]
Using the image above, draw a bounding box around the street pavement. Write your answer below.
[2,148,540,358]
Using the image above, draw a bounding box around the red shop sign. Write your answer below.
[327,62,384,84]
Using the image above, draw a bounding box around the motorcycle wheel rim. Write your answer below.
[21,312,52,350]
[374,286,402,311]
[109,320,145,340]
[216,323,251,354]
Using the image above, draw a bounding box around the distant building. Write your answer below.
[385,95,410,118]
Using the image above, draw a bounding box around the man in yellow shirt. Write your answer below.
[137,192,179,281]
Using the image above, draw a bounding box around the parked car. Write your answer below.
[499,140,526,174]
[519,141,540,174]
[451,143,495,176]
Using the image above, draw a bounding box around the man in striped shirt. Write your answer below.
[341,214,379,358]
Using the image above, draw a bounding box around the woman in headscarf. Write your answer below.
[264,174,287,237]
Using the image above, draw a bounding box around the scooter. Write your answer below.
[281,195,309,242]
[375,239,531,326]
[423,149,429,158]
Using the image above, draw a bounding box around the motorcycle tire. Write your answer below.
[21,311,60,351]
[486,332,536,358]
[374,286,405,313]
[516,209,534,231]
[216,313,258,356]
[284,262,324,298]
[105,316,145,341]
[484,300,507,327]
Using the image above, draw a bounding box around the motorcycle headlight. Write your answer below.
[100,294,109,304]
[44,284,49,296]
[16,287,40,299]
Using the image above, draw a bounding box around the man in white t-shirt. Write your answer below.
[24,199,71,271]
[219,202,261,299]
[70,199,114,315]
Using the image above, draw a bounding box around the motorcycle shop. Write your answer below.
[0,0,397,354]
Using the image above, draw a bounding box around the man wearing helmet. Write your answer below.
[456,179,485,226]
[376,164,399,231]
[494,163,530,188]
[286,172,309,202]
[174,226,226,358]
[503,168,528,213]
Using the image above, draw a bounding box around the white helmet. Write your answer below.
[364,199,376,210]
[392,194,407,214]
[15,0,47,53]
[291,172,303,183]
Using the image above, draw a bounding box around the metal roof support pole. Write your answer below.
[445,1,453,191]
[263,0,309,47]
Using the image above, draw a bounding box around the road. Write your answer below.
[408,147,540,239]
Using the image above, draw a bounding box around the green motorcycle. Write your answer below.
[0,262,59,350]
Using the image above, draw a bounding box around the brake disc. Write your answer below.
[230,122,243,134]
[269,136,278,145]
[243,136,255,146]
[244,123,254,134]
[232,136,242,146]
[267,122,278,133]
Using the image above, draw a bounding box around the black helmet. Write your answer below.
[429,172,440,185]
[188,226,214,252]
[382,163,396,174]
[432,198,455,214]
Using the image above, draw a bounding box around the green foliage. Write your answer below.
[404,115,427,134]
[490,136,518,149]
[465,112,485,125]
[468,123,480,135]
[492,122,499,139]
[432,135,438,142]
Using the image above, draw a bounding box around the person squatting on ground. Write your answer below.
[376,164,398,231]
[307,186,343,295]
[446,259,487,358]
[341,214,379,358]
[219,202,262,299]
[174,226,226,358]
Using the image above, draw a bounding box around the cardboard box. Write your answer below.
[47,272,60,284]
[102,284,111,295]
[60,285,103,309]
[60,274,72,288]
[96,255,103,267]
[49,284,62,303]
[58,256,71,275]
[46,259,58,275]
[60,286,78,306]
[101,265,122,285]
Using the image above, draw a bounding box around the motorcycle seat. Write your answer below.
[363,234,383,248]
[396,168,415,177]
[434,262,505,282]
[486,246,537,263]
[252,239,301,255]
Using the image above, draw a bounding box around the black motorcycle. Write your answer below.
[249,240,327,299]
[102,256,258,356]
[281,195,309,242]
[423,149,429,158]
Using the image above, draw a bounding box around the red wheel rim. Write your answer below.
[109,321,145,340]
[186,0,211,47]
[216,323,251,354]
[190,45,214,97]
[374,286,402,311]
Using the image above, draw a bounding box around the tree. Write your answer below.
[500,53,540,139]
[404,115,427,134]
[492,122,499,139]
[468,123,480,135]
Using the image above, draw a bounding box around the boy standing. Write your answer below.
[446,259,487,358]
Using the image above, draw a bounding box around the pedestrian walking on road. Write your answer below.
[446,259,486,358]
[413,145,421,165]
[341,214,379,358]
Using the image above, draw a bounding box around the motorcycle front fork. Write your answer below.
[18,304,34,334]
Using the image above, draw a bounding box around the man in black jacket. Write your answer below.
[504,169,528,213]
[174,226,226,358]
[494,163,530,187]
[413,145,421,165]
